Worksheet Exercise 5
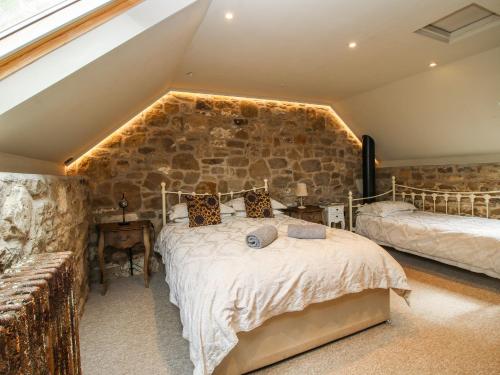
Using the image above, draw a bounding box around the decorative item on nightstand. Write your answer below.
[118,192,129,226]
[296,182,308,209]
[321,203,345,229]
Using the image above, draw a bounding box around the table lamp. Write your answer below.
[296,182,308,209]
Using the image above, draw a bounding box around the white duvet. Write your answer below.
[154,215,410,375]
[356,211,500,279]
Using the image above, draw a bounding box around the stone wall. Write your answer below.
[377,163,500,218]
[0,173,91,311]
[66,92,362,275]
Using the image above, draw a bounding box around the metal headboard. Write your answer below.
[160,179,268,226]
[348,176,500,231]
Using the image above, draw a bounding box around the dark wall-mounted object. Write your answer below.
[64,157,74,166]
[233,118,248,126]
[362,135,376,202]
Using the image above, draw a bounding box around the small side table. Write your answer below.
[284,205,324,224]
[97,220,152,295]
[321,203,345,229]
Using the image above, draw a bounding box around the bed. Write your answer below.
[155,181,410,375]
[348,177,500,279]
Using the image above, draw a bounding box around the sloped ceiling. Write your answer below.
[173,0,500,102]
[0,0,500,171]
[0,0,211,163]
[334,46,500,164]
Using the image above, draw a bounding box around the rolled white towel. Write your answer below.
[246,225,278,249]
[288,224,326,239]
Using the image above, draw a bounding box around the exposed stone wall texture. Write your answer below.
[66,92,362,275]
[0,173,91,310]
[377,163,500,219]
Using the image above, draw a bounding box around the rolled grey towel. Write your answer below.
[288,224,326,239]
[246,225,278,249]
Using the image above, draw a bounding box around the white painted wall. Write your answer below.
[0,152,64,175]
[334,46,500,165]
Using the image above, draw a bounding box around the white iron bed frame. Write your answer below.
[348,176,500,232]
[159,179,390,375]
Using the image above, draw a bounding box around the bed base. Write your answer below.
[214,288,390,375]
[377,240,500,279]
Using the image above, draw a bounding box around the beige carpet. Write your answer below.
[80,250,500,375]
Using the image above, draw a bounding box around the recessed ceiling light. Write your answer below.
[225,12,234,20]
[348,42,357,49]
[429,62,437,68]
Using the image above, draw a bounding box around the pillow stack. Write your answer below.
[185,195,222,227]
[226,196,287,217]
[167,191,288,227]
[168,200,235,225]
[357,201,416,217]
[244,190,274,218]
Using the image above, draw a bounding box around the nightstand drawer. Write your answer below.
[327,207,343,213]
[105,230,141,249]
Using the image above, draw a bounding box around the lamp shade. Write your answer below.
[296,182,308,197]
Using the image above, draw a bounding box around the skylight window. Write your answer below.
[415,3,500,44]
[0,0,115,61]
[0,0,79,39]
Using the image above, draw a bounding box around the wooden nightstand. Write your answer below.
[284,205,324,224]
[97,220,152,295]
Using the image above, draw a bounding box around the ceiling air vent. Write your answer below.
[415,3,500,43]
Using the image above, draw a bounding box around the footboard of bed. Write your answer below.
[214,288,390,375]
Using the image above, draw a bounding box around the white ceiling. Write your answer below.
[173,0,500,102]
[0,0,500,168]
[335,46,500,162]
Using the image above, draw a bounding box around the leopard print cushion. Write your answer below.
[244,190,274,218]
[185,195,222,227]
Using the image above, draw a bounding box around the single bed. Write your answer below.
[356,210,500,278]
[154,195,410,375]
[348,176,500,279]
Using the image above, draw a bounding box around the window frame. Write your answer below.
[0,0,142,80]
[0,0,81,40]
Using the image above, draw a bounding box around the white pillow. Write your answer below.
[271,199,287,210]
[173,212,233,223]
[168,202,235,221]
[226,197,287,211]
[234,209,285,217]
[358,201,416,217]
[173,217,189,223]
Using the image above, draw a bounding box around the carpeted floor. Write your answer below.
[80,250,500,375]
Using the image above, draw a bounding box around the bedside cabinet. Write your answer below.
[284,205,324,224]
[97,220,152,295]
[321,204,345,229]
